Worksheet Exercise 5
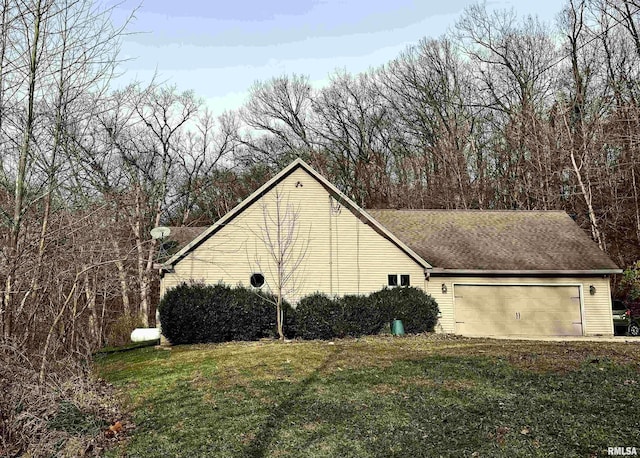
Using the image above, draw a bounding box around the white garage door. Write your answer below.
[454,285,583,336]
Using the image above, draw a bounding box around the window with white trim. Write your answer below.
[388,274,410,287]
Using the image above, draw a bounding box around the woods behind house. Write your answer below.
[1,0,640,375]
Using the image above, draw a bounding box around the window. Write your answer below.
[388,274,410,287]
[250,273,265,288]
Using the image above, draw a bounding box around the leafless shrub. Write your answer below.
[0,342,125,457]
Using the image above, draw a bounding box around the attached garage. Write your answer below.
[368,209,622,337]
[453,284,583,336]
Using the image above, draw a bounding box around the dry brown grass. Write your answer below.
[134,334,640,394]
[433,339,640,373]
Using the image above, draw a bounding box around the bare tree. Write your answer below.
[240,74,314,166]
[311,71,392,206]
[380,38,476,208]
[252,187,309,339]
[172,109,238,225]
[0,0,129,340]
[604,0,640,58]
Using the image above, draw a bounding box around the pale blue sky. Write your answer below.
[110,0,566,116]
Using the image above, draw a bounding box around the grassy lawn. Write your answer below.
[95,335,640,457]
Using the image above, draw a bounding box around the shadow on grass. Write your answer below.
[93,339,160,358]
[239,345,343,458]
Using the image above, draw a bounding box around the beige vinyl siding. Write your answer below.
[583,276,613,335]
[161,168,423,303]
[425,276,613,336]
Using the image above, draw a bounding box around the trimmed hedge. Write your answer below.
[158,282,293,345]
[293,293,340,340]
[338,294,385,337]
[369,287,439,334]
[294,287,438,340]
[159,283,438,344]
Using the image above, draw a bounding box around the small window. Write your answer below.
[250,273,265,288]
[388,274,398,287]
[400,274,410,287]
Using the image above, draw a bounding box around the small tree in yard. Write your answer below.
[253,187,310,340]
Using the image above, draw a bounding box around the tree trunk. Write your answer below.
[112,240,131,315]
[3,0,43,339]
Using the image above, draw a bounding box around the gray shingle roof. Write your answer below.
[367,210,620,271]
[166,226,208,251]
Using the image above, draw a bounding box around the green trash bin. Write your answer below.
[391,319,405,336]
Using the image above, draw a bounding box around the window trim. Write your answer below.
[389,273,410,287]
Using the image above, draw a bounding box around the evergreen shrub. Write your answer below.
[337,294,386,337]
[293,293,339,340]
[369,286,439,334]
[158,282,293,344]
[159,283,438,344]
[295,287,439,340]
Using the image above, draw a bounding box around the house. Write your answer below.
[160,159,622,337]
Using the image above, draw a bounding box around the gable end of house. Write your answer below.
[164,159,431,271]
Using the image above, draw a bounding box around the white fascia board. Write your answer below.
[429,269,623,275]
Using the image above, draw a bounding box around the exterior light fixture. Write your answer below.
[589,285,596,295]
[442,283,447,294]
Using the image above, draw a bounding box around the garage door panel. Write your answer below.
[523,314,582,336]
[454,287,515,335]
[454,285,582,336]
